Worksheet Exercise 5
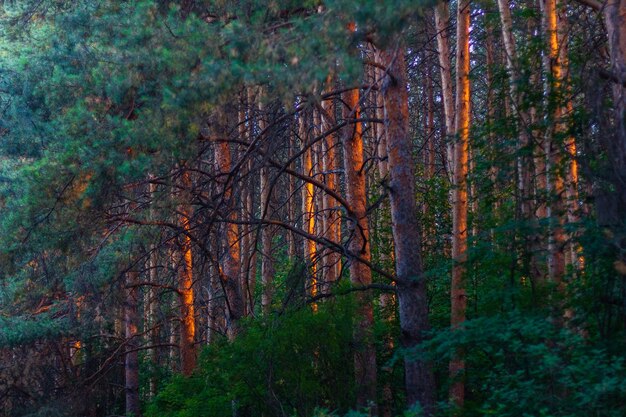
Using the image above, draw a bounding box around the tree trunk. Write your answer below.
[322,79,341,288]
[147,179,159,396]
[434,0,455,179]
[178,169,196,375]
[450,0,471,408]
[541,0,567,284]
[556,2,581,272]
[300,112,318,306]
[321,83,342,287]
[259,97,275,314]
[342,74,378,413]
[213,110,245,339]
[288,129,298,259]
[125,270,141,417]
[239,98,253,317]
[603,0,626,220]
[373,48,396,417]
[246,87,259,309]
[381,45,435,416]
[497,0,533,220]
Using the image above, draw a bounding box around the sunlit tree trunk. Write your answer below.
[450,0,471,408]
[178,169,196,375]
[300,112,318,306]
[555,3,582,272]
[213,110,245,339]
[541,0,567,283]
[342,61,378,412]
[381,45,435,416]
[125,270,141,417]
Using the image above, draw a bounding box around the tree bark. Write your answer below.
[450,0,471,408]
[321,79,341,287]
[178,169,196,375]
[125,270,141,417]
[213,110,245,339]
[259,96,275,314]
[603,0,626,220]
[147,179,159,396]
[300,112,318,307]
[434,1,455,179]
[342,72,378,413]
[239,97,254,317]
[497,0,533,220]
[381,45,435,416]
[541,0,567,284]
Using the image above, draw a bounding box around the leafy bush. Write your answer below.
[146,298,358,417]
[423,312,626,417]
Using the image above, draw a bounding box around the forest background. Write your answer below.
[0,0,625,416]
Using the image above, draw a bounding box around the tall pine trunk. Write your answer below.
[541,0,567,284]
[381,45,435,416]
[342,74,378,412]
[322,78,341,287]
[604,0,626,219]
[450,0,471,408]
[300,112,318,305]
[178,169,196,374]
[434,1,455,178]
[213,110,245,339]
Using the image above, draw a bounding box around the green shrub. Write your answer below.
[146,298,358,417]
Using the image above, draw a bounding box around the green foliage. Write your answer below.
[146,299,358,417]
[422,312,626,417]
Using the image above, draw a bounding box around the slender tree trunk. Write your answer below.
[373,48,396,417]
[213,110,245,339]
[541,0,567,284]
[178,169,196,375]
[288,129,298,259]
[425,62,436,180]
[125,270,141,417]
[313,109,326,288]
[208,237,226,343]
[486,19,497,198]
[259,98,275,314]
[603,0,626,218]
[239,98,253,317]
[300,112,318,306]
[322,77,341,286]
[147,179,159,396]
[342,68,378,412]
[246,87,259,306]
[434,1,455,179]
[498,0,533,220]
[450,0,471,408]
[381,45,435,416]
[555,3,582,272]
